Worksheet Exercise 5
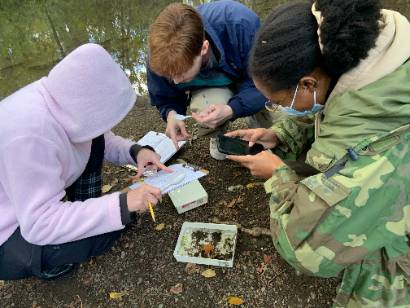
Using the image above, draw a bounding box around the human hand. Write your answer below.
[225,128,279,149]
[134,148,173,178]
[227,151,285,179]
[126,184,161,213]
[191,104,233,128]
[166,110,190,149]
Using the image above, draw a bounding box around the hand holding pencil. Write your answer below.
[126,184,161,217]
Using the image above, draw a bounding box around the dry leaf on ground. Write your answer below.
[217,200,228,207]
[246,182,263,189]
[170,283,183,294]
[201,269,216,278]
[227,199,237,208]
[109,292,126,300]
[227,296,245,305]
[155,223,165,231]
[185,263,200,275]
[102,184,112,194]
[263,254,273,265]
[257,263,267,274]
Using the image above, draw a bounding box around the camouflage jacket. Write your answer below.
[265,61,410,306]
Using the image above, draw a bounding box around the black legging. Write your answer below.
[0,135,122,280]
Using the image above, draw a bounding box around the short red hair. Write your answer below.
[149,3,204,78]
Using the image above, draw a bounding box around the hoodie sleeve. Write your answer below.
[0,136,125,245]
[104,131,137,165]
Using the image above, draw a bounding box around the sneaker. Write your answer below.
[39,263,76,280]
[209,137,226,160]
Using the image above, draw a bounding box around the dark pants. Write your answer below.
[0,135,123,280]
[0,228,121,280]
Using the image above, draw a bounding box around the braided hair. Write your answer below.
[250,0,382,91]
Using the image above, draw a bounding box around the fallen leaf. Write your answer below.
[263,254,273,265]
[155,223,165,231]
[201,269,216,278]
[227,185,243,192]
[226,196,243,208]
[185,263,200,275]
[246,182,263,189]
[109,292,126,300]
[227,199,237,208]
[257,263,267,274]
[170,283,183,294]
[227,296,245,305]
[102,184,112,194]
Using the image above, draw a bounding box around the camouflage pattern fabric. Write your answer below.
[265,62,410,307]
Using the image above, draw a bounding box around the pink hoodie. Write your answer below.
[0,44,138,246]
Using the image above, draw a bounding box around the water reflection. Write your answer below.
[0,0,409,98]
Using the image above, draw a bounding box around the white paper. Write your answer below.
[174,114,192,121]
[129,164,207,194]
[137,131,186,163]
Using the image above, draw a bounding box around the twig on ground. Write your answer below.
[211,217,271,237]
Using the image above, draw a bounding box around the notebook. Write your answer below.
[137,131,186,163]
[129,163,208,194]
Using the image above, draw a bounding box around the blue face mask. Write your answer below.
[281,84,323,117]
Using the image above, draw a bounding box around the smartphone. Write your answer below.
[216,135,264,156]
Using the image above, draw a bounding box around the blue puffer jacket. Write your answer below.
[147,0,265,121]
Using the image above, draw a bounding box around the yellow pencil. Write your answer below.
[148,202,156,222]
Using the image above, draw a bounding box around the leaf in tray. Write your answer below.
[202,243,214,256]
[155,223,165,231]
[102,184,112,194]
[170,283,183,294]
[201,269,216,278]
[227,296,245,305]
[109,292,126,300]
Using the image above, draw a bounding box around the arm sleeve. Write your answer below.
[226,24,266,119]
[0,137,125,245]
[265,148,408,278]
[147,68,189,121]
[269,117,315,160]
[104,131,137,165]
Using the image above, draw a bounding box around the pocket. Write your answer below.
[301,173,351,205]
[285,174,350,248]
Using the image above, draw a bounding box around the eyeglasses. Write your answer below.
[265,100,282,113]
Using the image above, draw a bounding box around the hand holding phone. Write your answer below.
[216,134,264,156]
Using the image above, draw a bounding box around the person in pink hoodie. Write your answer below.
[0,43,171,280]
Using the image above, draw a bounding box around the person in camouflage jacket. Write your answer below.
[227,0,410,306]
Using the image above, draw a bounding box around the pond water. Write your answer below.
[1,0,409,98]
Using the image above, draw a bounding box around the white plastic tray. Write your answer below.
[173,222,238,267]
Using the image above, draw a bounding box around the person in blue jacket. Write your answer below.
[147,1,274,160]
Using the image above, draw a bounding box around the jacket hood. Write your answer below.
[309,10,410,167]
[325,9,410,101]
[42,43,136,143]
